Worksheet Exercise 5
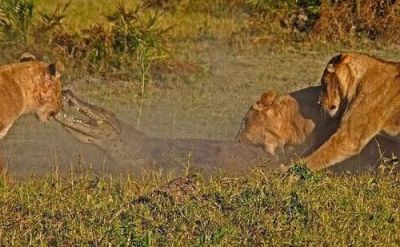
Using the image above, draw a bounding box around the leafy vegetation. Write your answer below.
[55,1,167,76]
[0,0,167,81]
[313,0,400,44]
[0,0,35,43]
[0,0,68,44]
[0,0,399,77]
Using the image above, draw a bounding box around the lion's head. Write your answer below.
[318,54,354,117]
[238,90,314,155]
[17,54,64,122]
[35,61,64,122]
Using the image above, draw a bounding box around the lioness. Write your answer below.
[0,59,64,139]
[238,86,339,156]
[305,52,400,171]
[238,86,400,171]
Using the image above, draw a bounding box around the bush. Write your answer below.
[0,0,167,79]
[224,0,400,45]
[54,0,167,78]
[312,0,400,44]
[0,0,68,44]
[0,0,35,43]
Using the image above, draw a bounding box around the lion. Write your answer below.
[238,85,400,172]
[237,86,340,157]
[304,52,400,171]
[0,56,64,139]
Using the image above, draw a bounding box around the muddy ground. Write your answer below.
[2,42,400,178]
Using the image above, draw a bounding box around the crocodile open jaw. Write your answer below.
[55,90,121,143]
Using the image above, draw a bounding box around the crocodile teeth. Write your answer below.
[87,113,96,120]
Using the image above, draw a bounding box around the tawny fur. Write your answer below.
[238,88,334,155]
[306,52,400,171]
[0,60,64,139]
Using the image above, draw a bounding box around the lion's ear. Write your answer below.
[259,90,277,106]
[252,102,264,111]
[340,54,351,64]
[19,53,36,62]
[327,54,351,73]
[48,61,65,79]
[327,63,335,73]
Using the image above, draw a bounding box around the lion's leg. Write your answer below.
[382,114,400,141]
[305,108,382,171]
[305,128,379,171]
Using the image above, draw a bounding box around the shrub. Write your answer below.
[54,0,167,78]
[312,0,400,44]
[0,0,35,43]
[0,0,68,44]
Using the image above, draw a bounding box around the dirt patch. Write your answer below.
[2,42,400,177]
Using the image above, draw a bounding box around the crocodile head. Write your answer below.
[54,89,121,144]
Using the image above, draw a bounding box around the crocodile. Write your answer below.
[53,89,400,177]
[1,88,398,179]
[53,89,276,177]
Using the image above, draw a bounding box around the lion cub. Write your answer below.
[0,55,64,139]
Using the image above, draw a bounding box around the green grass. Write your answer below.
[0,170,399,245]
[1,1,400,245]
